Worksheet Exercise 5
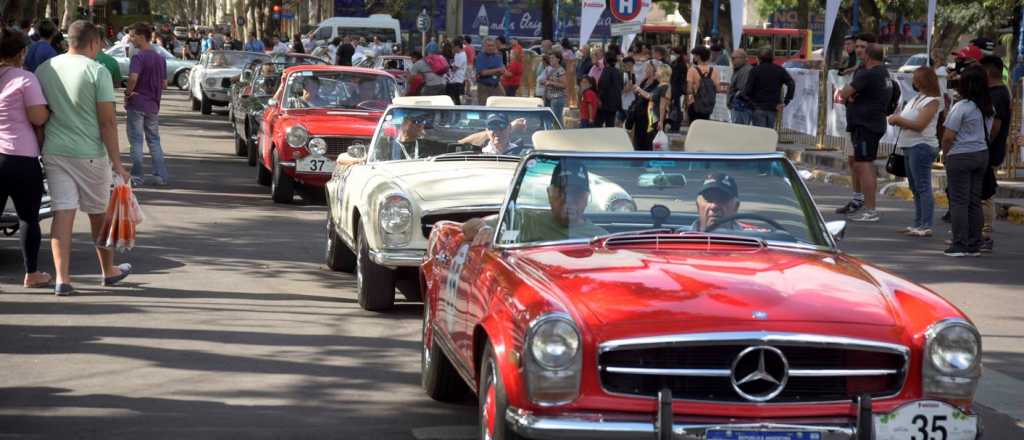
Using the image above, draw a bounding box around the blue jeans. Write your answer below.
[731,108,752,125]
[903,143,937,229]
[751,109,776,128]
[548,96,565,126]
[127,110,168,180]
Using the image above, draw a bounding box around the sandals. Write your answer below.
[23,272,53,288]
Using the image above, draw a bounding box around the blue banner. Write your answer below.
[462,0,614,41]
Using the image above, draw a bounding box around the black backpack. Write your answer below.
[884,77,901,116]
[692,67,717,116]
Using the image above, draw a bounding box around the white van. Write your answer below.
[305,15,401,51]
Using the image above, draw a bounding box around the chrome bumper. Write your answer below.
[506,408,861,440]
[369,248,425,267]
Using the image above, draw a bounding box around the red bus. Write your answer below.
[638,24,813,65]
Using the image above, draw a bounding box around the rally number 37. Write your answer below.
[911,414,947,440]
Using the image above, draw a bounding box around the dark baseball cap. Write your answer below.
[970,37,995,54]
[403,109,433,125]
[486,113,510,130]
[550,160,590,193]
[699,173,739,199]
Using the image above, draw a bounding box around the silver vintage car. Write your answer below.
[104,43,196,90]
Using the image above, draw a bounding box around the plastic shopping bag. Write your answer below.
[652,130,670,151]
[97,178,142,251]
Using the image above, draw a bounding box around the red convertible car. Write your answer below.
[256,65,399,203]
[420,135,981,439]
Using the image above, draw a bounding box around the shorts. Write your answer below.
[850,127,883,162]
[43,155,112,214]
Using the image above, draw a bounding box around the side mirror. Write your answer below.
[221,77,232,88]
[826,220,847,241]
[347,143,367,159]
[638,172,687,189]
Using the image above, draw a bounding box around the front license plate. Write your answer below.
[296,156,334,173]
[874,400,978,440]
[706,431,821,440]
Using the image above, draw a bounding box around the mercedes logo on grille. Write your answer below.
[730,345,789,402]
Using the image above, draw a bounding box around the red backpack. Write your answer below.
[425,54,449,75]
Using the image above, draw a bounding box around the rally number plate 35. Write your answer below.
[296,155,334,173]
[874,400,978,440]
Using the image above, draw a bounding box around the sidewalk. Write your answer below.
[667,130,1024,225]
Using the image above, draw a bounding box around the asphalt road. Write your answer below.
[1,90,1022,439]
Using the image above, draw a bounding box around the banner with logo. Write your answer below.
[781,68,820,136]
[463,0,614,40]
[826,70,947,147]
[580,0,607,46]
[730,0,744,52]
[690,0,701,50]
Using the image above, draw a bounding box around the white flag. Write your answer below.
[823,0,841,58]
[730,0,744,51]
[580,0,606,47]
[690,0,701,50]
[926,0,936,56]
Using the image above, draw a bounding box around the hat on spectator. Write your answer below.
[953,45,983,62]
[970,37,995,54]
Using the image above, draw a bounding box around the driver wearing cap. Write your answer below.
[457,113,532,155]
[387,110,432,160]
[693,173,746,232]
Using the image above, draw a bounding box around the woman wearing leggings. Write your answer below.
[0,28,51,287]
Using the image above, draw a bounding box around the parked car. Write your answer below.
[103,43,196,90]
[229,55,328,163]
[189,50,270,115]
[420,127,983,440]
[898,53,930,73]
[355,54,412,91]
[256,65,399,203]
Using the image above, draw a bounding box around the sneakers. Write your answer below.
[849,210,880,222]
[152,175,168,186]
[907,228,933,237]
[944,246,980,257]
[54,283,75,296]
[835,200,864,214]
[980,238,994,253]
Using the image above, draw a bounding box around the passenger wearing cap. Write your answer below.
[691,173,761,233]
[457,113,531,153]
[462,160,607,244]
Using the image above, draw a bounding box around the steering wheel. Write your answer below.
[703,213,787,233]
[355,99,388,111]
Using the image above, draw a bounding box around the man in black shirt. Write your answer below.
[742,47,794,129]
[596,51,623,128]
[836,42,891,222]
[979,55,1011,252]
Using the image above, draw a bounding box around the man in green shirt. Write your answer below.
[36,20,132,296]
[94,49,122,88]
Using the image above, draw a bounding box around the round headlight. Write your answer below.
[308,137,327,156]
[607,198,637,212]
[286,125,309,148]
[928,322,980,374]
[530,318,580,370]
[379,195,413,235]
[205,77,220,88]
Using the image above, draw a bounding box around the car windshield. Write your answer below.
[495,155,830,248]
[209,52,268,68]
[271,54,328,65]
[282,70,397,110]
[906,54,927,66]
[369,108,560,162]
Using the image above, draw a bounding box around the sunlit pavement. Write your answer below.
[1,90,1021,438]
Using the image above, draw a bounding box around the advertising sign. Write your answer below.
[462,0,614,40]
[610,0,642,22]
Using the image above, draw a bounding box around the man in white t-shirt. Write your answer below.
[446,38,468,105]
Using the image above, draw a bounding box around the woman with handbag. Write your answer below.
[628,61,659,150]
[886,67,942,237]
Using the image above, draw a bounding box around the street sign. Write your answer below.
[416,10,431,33]
[610,20,642,36]
[610,0,642,22]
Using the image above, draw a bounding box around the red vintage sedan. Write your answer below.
[256,65,398,203]
[420,147,982,439]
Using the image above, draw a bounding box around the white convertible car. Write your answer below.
[188,50,269,114]
[324,102,636,311]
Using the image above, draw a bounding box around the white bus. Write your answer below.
[305,15,401,51]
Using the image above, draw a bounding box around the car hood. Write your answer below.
[373,159,518,204]
[511,244,901,327]
[280,110,381,137]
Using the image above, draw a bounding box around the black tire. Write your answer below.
[271,150,295,203]
[325,216,356,272]
[422,298,469,401]
[256,150,272,186]
[247,138,258,166]
[479,342,522,440]
[200,93,212,115]
[191,95,200,111]
[174,71,189,90]
[356,223,395,311]
[233,129,247,157]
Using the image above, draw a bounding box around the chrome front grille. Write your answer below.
[320,136,369,157]
[598,332,908,404]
